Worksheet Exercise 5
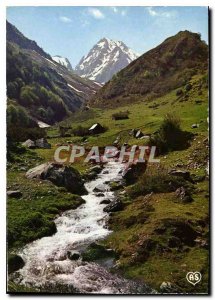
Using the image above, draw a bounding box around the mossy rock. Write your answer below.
[109,181,123,191]
[82,243,116,262]
[8,254,25,274]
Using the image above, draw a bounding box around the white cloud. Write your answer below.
[59,16,72,23]
[146,7,176,18]
[88,8,105,19]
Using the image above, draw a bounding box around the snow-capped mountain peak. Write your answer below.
[52,55,73,71]
[75,38,139,83]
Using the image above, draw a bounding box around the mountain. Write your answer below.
[6,21,100,126]
[6,21,51,59]
[75,37,139,83]
[52,55,73,71]
[91,31,208,107]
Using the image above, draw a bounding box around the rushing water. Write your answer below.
[13,161,154,294]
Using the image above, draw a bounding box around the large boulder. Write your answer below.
[26,162,87,195]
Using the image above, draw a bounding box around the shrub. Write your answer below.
[71,125,89,137]
[128,167,192,198]
[185,83,192,91]
[176,89,183,96]
[149,113,192,154]
[112,111,129,120]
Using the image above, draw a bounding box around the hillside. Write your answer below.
[6,21,100,127]
[92,31,208,107]
[75,37,138,83]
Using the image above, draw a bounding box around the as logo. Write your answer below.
[186,272,202,286]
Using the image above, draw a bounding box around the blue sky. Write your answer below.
[7,6,208,67]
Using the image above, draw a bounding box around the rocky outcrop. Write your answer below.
[26,162,87,195]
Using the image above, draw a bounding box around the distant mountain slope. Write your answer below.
[92,31,208,107]
[6,21,51,59]
[52,55,73,71]
[6,21,100,124]
[75,37,139,83]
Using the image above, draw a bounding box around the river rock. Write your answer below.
[82,243,115,262]
[26,162,87,195]
[102,170,109,174]
[100,199,111,205]
[93,184,107,193]
[96,192,105,197]
[89,165,103,174]
[8,254,25,274]
[84,165,103,181]
[67,251,80,261]
[7,190,22,198]
[109,181,123,191]
[103,198,123,213]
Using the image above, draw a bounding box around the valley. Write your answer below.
[6,22,209,295]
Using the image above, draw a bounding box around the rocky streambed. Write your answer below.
[11,161,154,294]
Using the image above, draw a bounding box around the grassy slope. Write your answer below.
[55,74,208,149]
[7,150,84,251]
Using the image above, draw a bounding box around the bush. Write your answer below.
[112,111,129,120]
[149,113,192,154]
[71,125,89,137]
[176,89,183,96]
[185,83,192,91]
[128,167,192,198]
